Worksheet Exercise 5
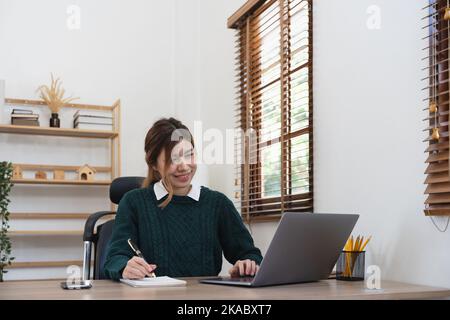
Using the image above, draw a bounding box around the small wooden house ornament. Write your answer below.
[76,164,96,181]
[12,165,23,179]
[35,171,47,180]
[53,169,65,180]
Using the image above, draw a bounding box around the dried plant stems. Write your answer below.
[36,73,79,113]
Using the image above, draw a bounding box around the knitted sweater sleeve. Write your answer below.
[218,193,263,265]
[103,192,138,281]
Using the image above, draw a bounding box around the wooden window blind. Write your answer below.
[424,0,450,216]
[228,0,313,222]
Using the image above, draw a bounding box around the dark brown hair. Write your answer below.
[143,117,194,208]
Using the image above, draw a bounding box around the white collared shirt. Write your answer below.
[153,180,201,201]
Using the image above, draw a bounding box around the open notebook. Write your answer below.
[120,276,186,288]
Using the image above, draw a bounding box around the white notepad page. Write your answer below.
[120,276,186,287]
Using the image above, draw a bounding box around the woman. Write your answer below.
[104,117,262,280]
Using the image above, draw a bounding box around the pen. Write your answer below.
[127,238,156,278]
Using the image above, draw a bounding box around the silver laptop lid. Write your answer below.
[251,212,359,287]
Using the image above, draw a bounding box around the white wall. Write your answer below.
[1,0,450,289]
[313,0,450,288]
[0,0,193,280]
[201,0,450,289]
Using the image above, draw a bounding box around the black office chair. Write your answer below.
[82,176,144,280]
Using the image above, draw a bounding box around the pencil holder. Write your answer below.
[336,251,365,281]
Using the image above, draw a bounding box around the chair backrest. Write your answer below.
[94,220,115,279]
[93,176,145,279]
[109,176,145,205]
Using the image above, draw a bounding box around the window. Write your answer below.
[228,0,313,222]
[424,1,450,216]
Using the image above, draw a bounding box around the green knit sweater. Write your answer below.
[104,184,263,280]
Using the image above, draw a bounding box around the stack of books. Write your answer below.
[11,109,40,126]
[73,110,113,131]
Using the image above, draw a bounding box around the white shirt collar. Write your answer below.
[153,180,201,201]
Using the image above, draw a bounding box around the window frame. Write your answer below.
[229,0,314,223]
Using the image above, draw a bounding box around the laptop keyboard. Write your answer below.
[229,277,255,283]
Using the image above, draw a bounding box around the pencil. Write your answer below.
[354,235,361,252]
[360,235,372,252]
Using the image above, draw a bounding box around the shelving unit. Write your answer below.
[2,97,121,277]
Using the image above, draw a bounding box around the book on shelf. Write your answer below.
[74,121,113,131]
[73,115,113,125]
[74,109,112,119]
[10,108,39,125]
[12,108,34,115]
[11,113,39,119]
[11,118,40,126]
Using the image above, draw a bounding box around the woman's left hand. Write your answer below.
[228,259,259,277]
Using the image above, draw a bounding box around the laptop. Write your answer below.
[200,212,359,287]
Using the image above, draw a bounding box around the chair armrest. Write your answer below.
[83,211,116,241]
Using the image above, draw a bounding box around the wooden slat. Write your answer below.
[425,161,448,174]
[425,151,449,162]
[423,110,449,120]
[425,141,450,152]
[423,131,450,141]
[11,178,111,186]
[244,206,312,216]
[243,214,284,223]
[421,77,450,91]
[8,260,83,269]
[425,193,450,204]
[424,206,450,216]
[425,182,450,194]
[425,172,450,184]
[424,121,449,130]
[241,200,313,213]
[241,196,312,209]
[244,191,311,204]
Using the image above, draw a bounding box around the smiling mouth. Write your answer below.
[174,172,191,178]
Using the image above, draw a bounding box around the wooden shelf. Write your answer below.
[9,230,83,236]
[5,98,116,111]
[0,124,118,139]
[12,178,111,185]
[9,260,83,269]
[10,212,105,219]
[14,163,112,173]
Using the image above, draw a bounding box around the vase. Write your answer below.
[50,113,60,128]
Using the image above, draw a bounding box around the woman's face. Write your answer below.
[154,139,197,190]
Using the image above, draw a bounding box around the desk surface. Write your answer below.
[0,278,449,300]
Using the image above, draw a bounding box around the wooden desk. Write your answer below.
[0,278,449,300]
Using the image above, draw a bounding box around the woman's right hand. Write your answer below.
[122,257,157,279]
